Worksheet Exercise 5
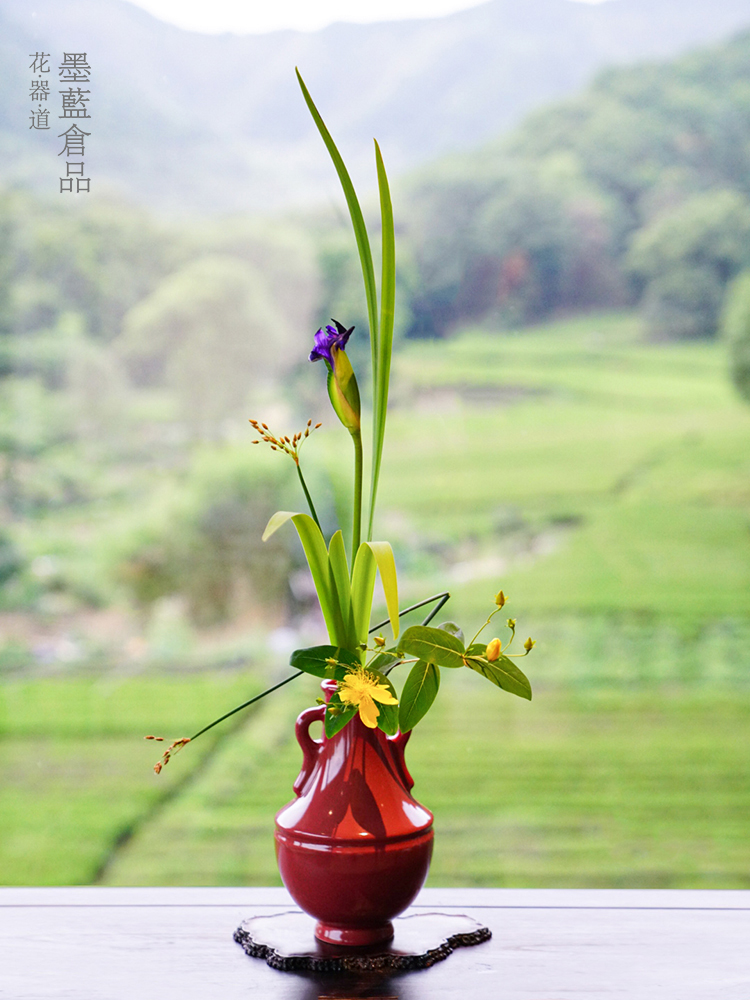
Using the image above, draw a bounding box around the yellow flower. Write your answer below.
[485,638,502,661]
[338,666,398,729]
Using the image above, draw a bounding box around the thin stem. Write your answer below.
[369,592,451,634]
[351,428,363,567]
[468,605,504,648]
[296,463,321,530]
[188,672,303,742]
[183,592,452,750]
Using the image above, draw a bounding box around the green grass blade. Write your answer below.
[368,139,396,540]
[296,69,379,387]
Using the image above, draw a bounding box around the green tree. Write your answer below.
[722,269,750,403]
[627,189,750,339]
[120,255,290,438]
[117,446,293,624]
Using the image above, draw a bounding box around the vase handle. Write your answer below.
[387,729,415,791]
[293,705,325,797]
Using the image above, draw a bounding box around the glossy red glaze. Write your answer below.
[275,680,434,947]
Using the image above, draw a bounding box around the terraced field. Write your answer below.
[2,311,749,887]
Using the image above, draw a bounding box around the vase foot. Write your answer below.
[314,919,394,947]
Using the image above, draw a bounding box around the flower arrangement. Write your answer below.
[148,72,534,773]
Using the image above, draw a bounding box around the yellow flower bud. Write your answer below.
[524,637,536,652]
[494,590,507,608]
[485,638,502,661]
[506,618,516,629]
[374,635,386,648]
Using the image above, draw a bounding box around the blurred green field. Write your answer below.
[379,312,750,623]
[2,311,749,886]
[0,673,266,884]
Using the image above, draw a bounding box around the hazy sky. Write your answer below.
[128,0,608,35]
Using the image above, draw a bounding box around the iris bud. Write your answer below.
[327,345,361,434]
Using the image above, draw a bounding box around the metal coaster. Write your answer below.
[233,910,491,973]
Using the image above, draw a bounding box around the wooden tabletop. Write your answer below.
[1,887,749,998]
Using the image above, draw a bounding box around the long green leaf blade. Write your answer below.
[362,541,400,639]
[296,69,379,384]
[262,510,296,542]
[368,139,396,540]
[351,543,377,645]
[263,510,347,645]
[290,513,348,646]
[399,659,440,733]
[328,530,357,650]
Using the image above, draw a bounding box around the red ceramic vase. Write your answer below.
[275,680,434,947]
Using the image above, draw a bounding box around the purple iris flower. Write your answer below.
[309,319,354,365]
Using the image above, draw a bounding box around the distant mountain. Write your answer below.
[2,0,750,214]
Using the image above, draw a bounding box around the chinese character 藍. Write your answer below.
[59,87,91,118]
[29,52,51,73]
[30,79,50,101]
[29,106,51,130]
[58,125,90,156]
[58,53,91,82]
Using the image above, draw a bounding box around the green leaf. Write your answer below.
[464,652,533,701]
[398,659,440,733]
[437,621,465,646]
[350,543,377,645]
[262,511,348,645]
[376,701,399,736]
[296,69,379,406]
[465,642,488,657]
[327,530,357,649]
[368,651,400,673]
[361,541,400,638]
[289,645,361,680]
[373,670,400,736]
[324,695,357,738]
[368,140,396,541]
[261,510,296,542]
[397,624,466,669]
